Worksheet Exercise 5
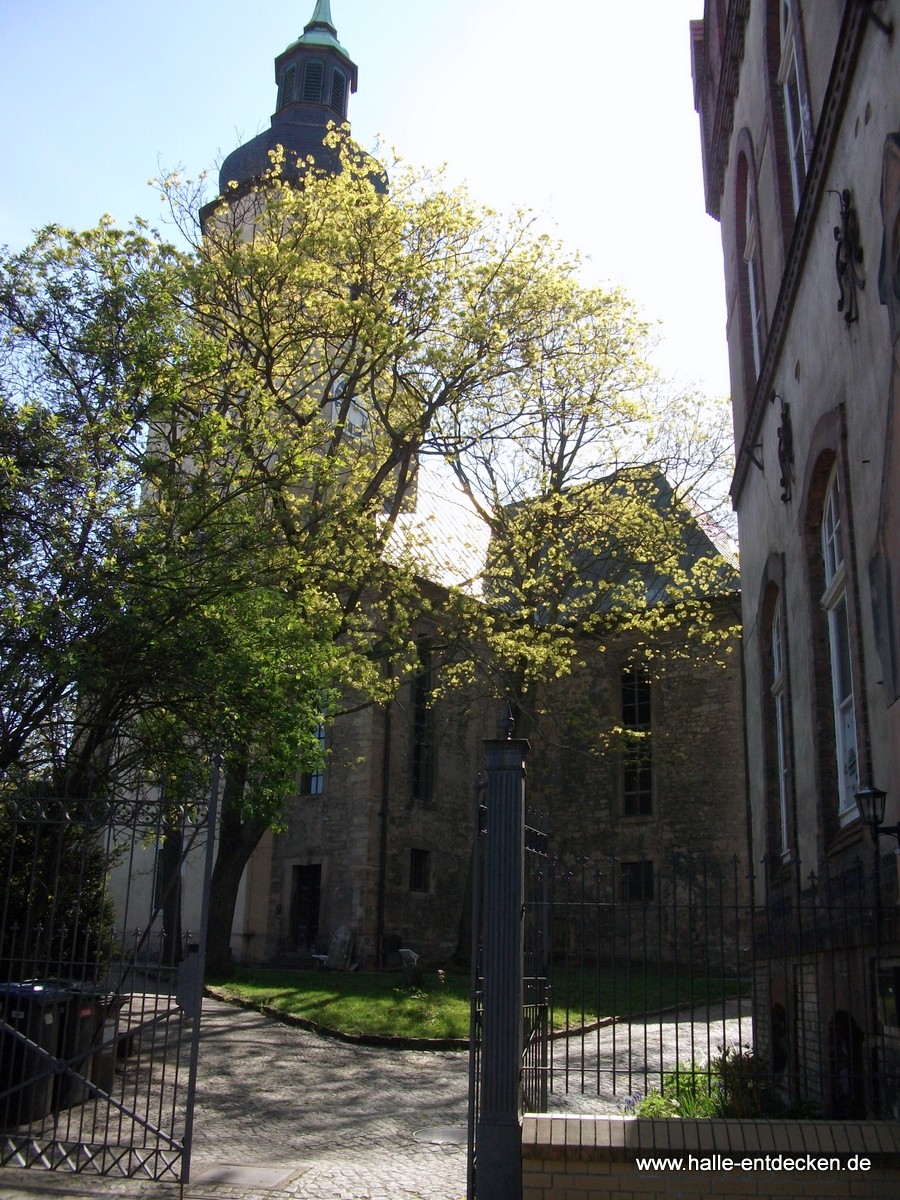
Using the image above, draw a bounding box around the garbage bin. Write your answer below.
[54,986,103,1109]
[0,983,67,1127]
[88,991,126,1094]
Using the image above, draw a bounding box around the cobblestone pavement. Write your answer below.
[1,996,470,1200]
[0,997,752,1200]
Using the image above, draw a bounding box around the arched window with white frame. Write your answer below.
[778,0,812,213]
[736,144,767,389]
[744,184,765,377]
[820,470,859,820]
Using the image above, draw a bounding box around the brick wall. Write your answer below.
[521,1116,900,1200]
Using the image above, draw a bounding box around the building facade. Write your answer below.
[692,0,900,1116]
[206,3,749,973]
[251,596,747,970]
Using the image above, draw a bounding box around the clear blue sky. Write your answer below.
[0,0,728,396]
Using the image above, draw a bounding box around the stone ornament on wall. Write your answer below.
[833,187,865,325]
[775,395,794,503]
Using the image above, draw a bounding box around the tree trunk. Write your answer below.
[204,759,271,976]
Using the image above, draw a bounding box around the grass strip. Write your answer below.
[207,965,746,1042]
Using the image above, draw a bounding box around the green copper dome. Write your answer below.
[283,0,351,59]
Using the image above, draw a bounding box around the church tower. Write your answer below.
[217,1,358,196]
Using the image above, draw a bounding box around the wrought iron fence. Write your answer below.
[0,787,214,1182]
[521,853,899,1121]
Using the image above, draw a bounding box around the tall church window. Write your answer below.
[299,722,326,796]
[820,471,859,820]
[303,59,325,103]
[621,665,652,817]
[778,1,812,212]
[412,640,436,802]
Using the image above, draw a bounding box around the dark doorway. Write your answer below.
[290,864,322,954]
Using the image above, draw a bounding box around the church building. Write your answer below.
[208,2,749,972]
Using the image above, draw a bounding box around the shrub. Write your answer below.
[627,1045,790,1119]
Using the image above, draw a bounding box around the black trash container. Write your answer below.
[0,983,67,1127]
[54,986,103,1109]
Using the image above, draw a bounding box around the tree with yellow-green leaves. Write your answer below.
[0,133,735,972]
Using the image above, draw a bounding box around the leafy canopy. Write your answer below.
[1,130,735,814]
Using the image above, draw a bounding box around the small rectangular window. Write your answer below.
[409,848,430,894]
[619,860,654,903]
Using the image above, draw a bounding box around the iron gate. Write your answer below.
[1,778,216,1182]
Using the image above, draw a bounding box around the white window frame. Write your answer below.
[770,605,791,858]
[820,472,859,822]
[778,1,812,213]
[743,186,764,377]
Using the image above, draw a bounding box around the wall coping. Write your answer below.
[522,1116,900,1166]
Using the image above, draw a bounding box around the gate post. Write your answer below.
[476,720,528,1199]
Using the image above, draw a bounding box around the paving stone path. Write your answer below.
[1,996,470,1200]
[186,999,471,1199]
[0,996,752,1200]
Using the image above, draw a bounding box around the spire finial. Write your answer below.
[305,0,337,35]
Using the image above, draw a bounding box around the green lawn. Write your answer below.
[206,965,747,1042]
[206,967,472,1040]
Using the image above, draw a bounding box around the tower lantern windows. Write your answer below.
[279,65,297,109]
[303,59,325,103]
[330,69,348,117]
